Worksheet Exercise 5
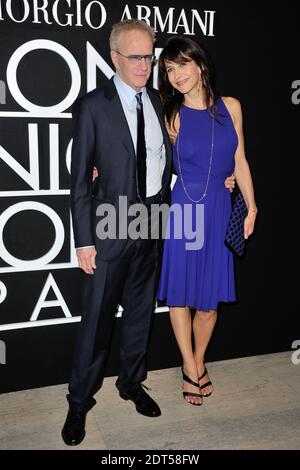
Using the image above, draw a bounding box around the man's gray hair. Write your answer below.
[110,19,155,51]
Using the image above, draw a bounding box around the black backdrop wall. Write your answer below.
[0,1,298,393]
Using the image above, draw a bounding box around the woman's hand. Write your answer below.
[244,208,258,239]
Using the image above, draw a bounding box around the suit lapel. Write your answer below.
[147,88,171,154]
[102,80,172,192]
[147,88,165,136]
[103,78,135,157]
[147,87,172,179]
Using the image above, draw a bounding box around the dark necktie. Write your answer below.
[135,92,147,202]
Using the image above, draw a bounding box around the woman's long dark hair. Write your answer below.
[158,36,218,132]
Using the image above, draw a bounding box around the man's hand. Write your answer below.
[76,247,97,274]
[224,174,235,192]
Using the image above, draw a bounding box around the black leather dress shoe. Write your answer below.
[119,384,161,417]
[61,408,87,446]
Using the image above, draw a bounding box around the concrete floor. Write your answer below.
[0,351,299,450]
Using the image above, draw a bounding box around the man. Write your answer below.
[62,19,172,446]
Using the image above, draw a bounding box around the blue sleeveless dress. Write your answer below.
[157,98,238,311]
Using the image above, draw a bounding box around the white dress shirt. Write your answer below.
[114,73,165,197]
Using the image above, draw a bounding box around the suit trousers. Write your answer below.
[67,233,159,413]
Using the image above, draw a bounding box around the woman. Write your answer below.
[157,36,258,406]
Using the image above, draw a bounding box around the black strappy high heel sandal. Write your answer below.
[199,366,213,398]
[182,367,203,406]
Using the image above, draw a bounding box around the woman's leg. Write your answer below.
[169,307,203,405]
[193,309,217,396]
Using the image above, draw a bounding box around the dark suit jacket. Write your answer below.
[70,78,172,261]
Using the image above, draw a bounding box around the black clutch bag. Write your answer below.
[225,190,248,256]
